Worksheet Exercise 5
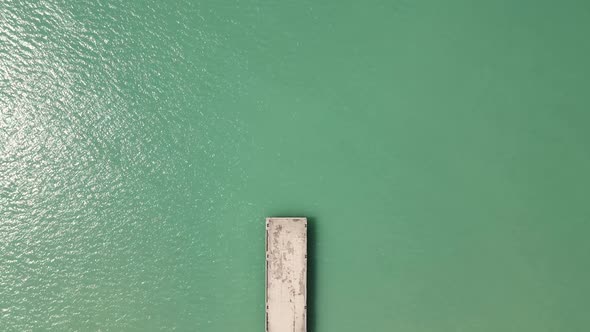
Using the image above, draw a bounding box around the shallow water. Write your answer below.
[2,1,590,331]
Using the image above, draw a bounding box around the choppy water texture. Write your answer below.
[1,0,590,331]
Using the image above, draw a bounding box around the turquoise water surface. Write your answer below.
[2,1,590,331]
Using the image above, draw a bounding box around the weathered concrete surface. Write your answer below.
[266,217,307,332]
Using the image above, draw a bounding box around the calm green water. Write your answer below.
[2,1,590,331]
